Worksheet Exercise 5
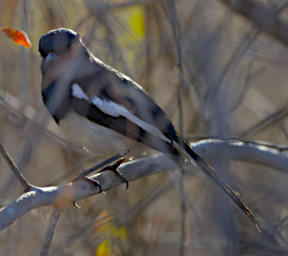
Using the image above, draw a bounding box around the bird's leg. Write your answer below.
[72,154,128,207]
[72,152,129,195]
[99,157,128,189]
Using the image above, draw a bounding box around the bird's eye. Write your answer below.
[45,52,54,62]
[44,52,59,63]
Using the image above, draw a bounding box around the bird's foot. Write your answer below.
[100,158,128,189]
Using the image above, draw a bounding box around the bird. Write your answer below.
[39,28,259,230]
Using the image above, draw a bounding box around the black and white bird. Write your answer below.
[39,28,258,229]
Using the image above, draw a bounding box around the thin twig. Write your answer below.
[38,0,52,27]
[40,209,62,256]
[205,29,260,103]
[166,0,187,254]
[220,0,288,46]
[239,106,288,138]
[0,144,33,191]
[0,93,85,154]
[209,1,288,115]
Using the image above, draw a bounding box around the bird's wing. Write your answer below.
[72,60,179,144]
[69,82,179,156]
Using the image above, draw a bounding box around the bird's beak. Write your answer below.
[45,53,58,63]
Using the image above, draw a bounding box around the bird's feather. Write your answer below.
[71,83,171,142]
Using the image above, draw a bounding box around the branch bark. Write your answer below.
[40,209,62,256]
[194,139,288,172]
[0,153,175,231]
[1,138,288,231]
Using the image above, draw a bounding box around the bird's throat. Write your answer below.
[42,82,71,123]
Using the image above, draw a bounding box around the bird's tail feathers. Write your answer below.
[172,140,261,232]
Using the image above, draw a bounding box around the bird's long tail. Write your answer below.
[171,140,261,232]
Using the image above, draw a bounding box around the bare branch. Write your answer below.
[239,106,288,138]
[166,0,187,254]
[193,139,288,172]
[0,154,176,231]
[40,209,62,256]
[220,0,288,46]
[0,144,33,191]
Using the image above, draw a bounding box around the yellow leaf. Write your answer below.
[128,5,145,38]
[96,240,111,256]
[114,227,127,241]
[116,5,145,46]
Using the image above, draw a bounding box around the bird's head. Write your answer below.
[39,28,87,90]
[39,28,80,63]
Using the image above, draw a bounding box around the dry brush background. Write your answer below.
[1,0,288,255]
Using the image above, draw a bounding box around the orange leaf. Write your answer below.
[1,26,31,48]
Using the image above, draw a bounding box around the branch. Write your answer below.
[0,144,33,191]
[40,209,62,256]
[220,0,288,46]
[193,139,288,172]
[1,138,288,231]
[0,154,175,231]
[166,1,187,254]
[239,106,288,138]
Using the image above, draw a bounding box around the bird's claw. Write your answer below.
[73,201,81,208]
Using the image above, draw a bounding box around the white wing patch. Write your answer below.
[92,96,170,142]
[71,83,89,101]
[70,83,170,142]
[92,97,123,117]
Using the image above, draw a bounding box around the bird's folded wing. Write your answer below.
[71,64,179,144]
[70,82,179,156]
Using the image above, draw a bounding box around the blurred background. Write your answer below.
[1,0,288,255]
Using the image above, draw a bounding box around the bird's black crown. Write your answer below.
[39,28,79,58]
